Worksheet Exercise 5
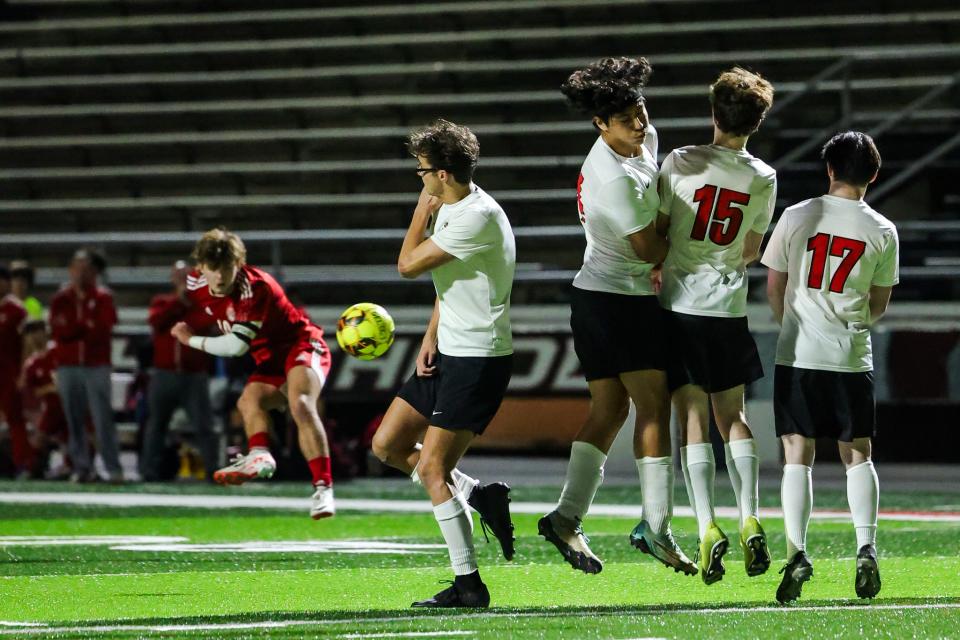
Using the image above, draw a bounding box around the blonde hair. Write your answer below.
[191,228,247,269]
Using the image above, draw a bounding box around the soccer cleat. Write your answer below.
[776,551,813,604]
[740,515,772,577]
[310,482,336,520]
[629,520,697,576]
[466,482,515,560]
[213,449,276,486]
[411,574,490,608]
[855,544,882,599]
[538,510,603,574]
[696,522,729,585]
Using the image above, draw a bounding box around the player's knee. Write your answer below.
[370,429,396,465]
[236,392,261,420]
[288,394,318,426]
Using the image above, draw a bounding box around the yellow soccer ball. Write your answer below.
[335,302,396,360]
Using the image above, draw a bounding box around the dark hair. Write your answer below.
[22,319,46,335]
[191,228,247,269]
[407,119,480,184]
[10,260,34,287]
[0,265,10,281]
[821,131,882,187]
[710,67,774,136]
[561,57,652,126]
[74,248,107,274]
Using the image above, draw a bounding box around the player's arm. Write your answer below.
[766,268,788,325]
[171,321,258,357]
[741,230,765,267]
[868,285,893,324]
[417,297,440,377]
[398,188,456,279]
[627,224,669,265]
[655,212,670,238]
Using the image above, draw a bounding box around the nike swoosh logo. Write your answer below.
[432,411,442,415]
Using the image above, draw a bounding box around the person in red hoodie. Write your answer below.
[140,261,219,481]
[0,265,35,478]
[49,249,121,483]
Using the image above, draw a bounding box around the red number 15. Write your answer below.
[691,184,750,246]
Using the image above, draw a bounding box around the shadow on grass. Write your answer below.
[40,596,960,629]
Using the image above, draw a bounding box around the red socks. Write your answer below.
[308,456,333,487]
[247,432,270,451]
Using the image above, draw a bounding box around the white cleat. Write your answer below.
[310,483,336,520]
[213,449,276,486]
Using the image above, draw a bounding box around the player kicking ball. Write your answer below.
[171,229,336,519]
[539,56,695,577]
[655,67,776,584]
[372,119,516,608]
[762,132,897,603]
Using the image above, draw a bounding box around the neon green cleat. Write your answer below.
[740,515,772,577]
[696,522,729,585]
[629,520,697,576]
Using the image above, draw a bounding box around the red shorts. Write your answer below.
[247,327,332,390]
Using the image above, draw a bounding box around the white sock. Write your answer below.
[680,446,696,518]
[637,456,673,535]
[682,443,716,538]
[729,438,760,527]
[724,442,742,523]
[557,441,606,521]
[433,492,477,576]
[409,443,477,500]
[846,460,879,550]
[781,464,813,561]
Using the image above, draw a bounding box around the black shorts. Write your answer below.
[570,287,669,381]
[774,365,876,442]
[664,310,764,393]
[396,352,513,435]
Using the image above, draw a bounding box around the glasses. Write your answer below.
[415,166,441,176]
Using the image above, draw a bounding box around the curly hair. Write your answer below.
[822,131,881,186]
[191,228,247,269]
[561,56,653,124]
[407,119,480,184]
[709,67,774,137]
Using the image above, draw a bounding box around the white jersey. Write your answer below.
[572,128,661,296]
[429,184,515,358]
[658,144,777,317]
[761,194,899,372]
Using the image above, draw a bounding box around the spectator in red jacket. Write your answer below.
[49,249,121,483]
[0,265,35,478]
[20,320,72,478]
[140,261,219,481]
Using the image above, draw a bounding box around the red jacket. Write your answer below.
[0,294,27,376]
[148,293,211,373]
[49,285,117,367]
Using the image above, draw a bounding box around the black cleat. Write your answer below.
[538,511,603,574]
[855,544,882,599]
[776,551,814,604]
[467,482,515,561]
[411,572,490,608]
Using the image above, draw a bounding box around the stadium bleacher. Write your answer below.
[0,0,958,307]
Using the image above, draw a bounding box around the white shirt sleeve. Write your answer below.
[656,152,676,218]
[598,174,659,237]
[430,210,493,262]
[872,228,900,286]
[188,332,250,357]
[752,175,778,233]
[760,212,790,272]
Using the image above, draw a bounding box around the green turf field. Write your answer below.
[1,479,958,639]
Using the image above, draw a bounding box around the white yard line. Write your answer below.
[2,491,959,522]
[1,603,958,635]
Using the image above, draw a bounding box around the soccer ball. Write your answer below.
[336,302,396,360]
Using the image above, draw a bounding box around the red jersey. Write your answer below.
[185,265,322,365]
[21,346,67,437]
[49,284,117,367]
[148,292,212,373]
[0,294,27,375]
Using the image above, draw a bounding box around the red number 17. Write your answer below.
[806,233,866,293]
